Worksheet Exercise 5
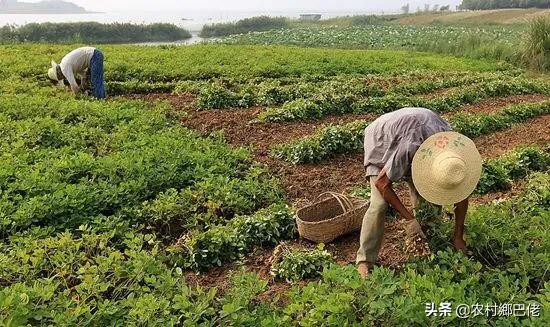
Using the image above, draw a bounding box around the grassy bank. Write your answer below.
[396,8,550,25]
[0,22,192,44]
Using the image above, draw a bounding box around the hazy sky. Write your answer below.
[31,1,463,13]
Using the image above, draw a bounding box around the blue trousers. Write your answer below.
[89,49,106,99]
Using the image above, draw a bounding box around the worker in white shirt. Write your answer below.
[48,47,106,99]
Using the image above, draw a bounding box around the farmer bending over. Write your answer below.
[48,47,106,99]
[357,107,482,278]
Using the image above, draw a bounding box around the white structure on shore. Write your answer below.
[300,14,322,21]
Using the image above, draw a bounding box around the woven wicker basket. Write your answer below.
[296,192,368,243]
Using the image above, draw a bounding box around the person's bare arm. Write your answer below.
[452,198,469,254]
[79,74,88,91]
[374,169,414,221]
[60,65,80,93]
[374,169,425,239]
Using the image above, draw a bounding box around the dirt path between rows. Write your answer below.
[184,109,378,158]
[128,92,549,204]
[475,115,550,158]
[130,92,549,296]
[442,94,549,116]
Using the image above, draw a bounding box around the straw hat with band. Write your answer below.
[412,131,482,206]
[47,60,61,81]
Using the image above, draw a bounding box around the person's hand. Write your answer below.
[357,262,369,279]
[404,219,426,240]
[71,85,81,94]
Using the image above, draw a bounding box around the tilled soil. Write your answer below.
[129,92,549,294]
[448,94,549,115]
[475,115,550,158]
[130,93,549,202]
[182,108,377,157]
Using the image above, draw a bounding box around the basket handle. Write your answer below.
[315,192,354,213]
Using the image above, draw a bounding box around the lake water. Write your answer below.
[0,10,394,32]
[0,10,396,45]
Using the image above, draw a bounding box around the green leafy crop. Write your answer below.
[270,244,335,283]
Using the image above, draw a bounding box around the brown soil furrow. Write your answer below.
[126,93,548,203]
[472,179,529,206]
[474,115,550,158]
[182,109,377,156]
[443,94,549,117]
[276,153,366,203]
[126,93,377,155]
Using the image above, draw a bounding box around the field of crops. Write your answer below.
[213,25,520,48]
[210,24,523,63]
[1,41,549,325]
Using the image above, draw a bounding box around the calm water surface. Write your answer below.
[0,10,392,45]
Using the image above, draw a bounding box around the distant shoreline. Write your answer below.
[0,12,103,15]
[0,0,96,15]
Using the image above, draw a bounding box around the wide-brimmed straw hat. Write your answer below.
[47,60,59,81]
[412,132,482,205]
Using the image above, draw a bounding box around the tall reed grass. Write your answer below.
[522,15,550,71]
[200,16,288,38]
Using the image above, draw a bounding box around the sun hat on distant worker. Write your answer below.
[47,60,60,81]
[412,131,482,205]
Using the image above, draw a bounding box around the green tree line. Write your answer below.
[459,0,550,10]
[0,22,191,44]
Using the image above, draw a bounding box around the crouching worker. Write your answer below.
[48,47,106,99]
[357,107,482,278]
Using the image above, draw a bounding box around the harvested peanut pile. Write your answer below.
[405,236,433,258]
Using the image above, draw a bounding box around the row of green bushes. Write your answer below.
[259,77,549,122]
[450,100,550,138]
[0,94,283,238]
[459,0,550,10]
[200,16,289,38]
[1,43,503,86]
[476,146,550,194]
[168,204,296,270]
[192,71,509,110]
[2,172,548,325]
[0,22,191,44]
[273,120,369,164]
[106,70,519,104]
[272,100,550,164]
